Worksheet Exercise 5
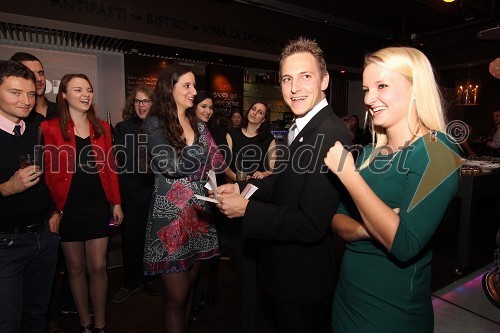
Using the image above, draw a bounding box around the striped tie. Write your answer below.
[287,121,297,146]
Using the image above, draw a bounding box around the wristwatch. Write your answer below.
[51,210,64,218]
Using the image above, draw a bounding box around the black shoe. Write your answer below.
[81,323,93,333]
[142,281,162,296]
[111,287,140,303]
[92,327,108,333]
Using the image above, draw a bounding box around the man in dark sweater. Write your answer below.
[11,52,65,333]
[10,52,58,126]
[0,60,60,332]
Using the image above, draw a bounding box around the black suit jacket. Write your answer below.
[114,118,153,209]
[243,104,352,303]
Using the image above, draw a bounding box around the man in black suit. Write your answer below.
[217,37,352,333]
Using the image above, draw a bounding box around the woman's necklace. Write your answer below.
[73,120,89,138]
[382,133,419,164]
[387,133,418,154]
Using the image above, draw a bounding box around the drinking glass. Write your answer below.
[236,171,247,181]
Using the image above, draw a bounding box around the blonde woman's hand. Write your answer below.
[324,141,355,176]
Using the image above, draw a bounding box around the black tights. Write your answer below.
[161,262,200,333]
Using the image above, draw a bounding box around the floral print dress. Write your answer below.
[143,116,226,274]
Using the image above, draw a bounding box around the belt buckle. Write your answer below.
[17,222,44,234]
[26,223,44,233]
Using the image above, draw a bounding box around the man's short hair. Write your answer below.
[10,52,42,64]
[278,37,327,78]
[0,60,36,86]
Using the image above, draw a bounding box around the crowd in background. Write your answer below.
[3,36,496,333]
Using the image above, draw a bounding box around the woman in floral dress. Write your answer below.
[142,64,225,333]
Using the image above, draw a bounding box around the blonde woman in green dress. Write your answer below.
[324,47,460,332]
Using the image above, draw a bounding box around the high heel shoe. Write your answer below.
[81,323,93,333]
[92,327,109,333]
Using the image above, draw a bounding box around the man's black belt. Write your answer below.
[0,222,46,234]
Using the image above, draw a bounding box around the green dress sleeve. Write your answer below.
[390,133,460,262]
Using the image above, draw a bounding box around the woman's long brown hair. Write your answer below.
[150,64,199,152]
[57,73,105,141]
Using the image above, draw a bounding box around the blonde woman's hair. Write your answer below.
[360,46,447,169]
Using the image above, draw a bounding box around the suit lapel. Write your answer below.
[288,105,331,151]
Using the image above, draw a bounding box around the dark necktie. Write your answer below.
[13,125,22,137]
[287,121,297,146]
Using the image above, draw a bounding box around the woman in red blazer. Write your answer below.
[40,74,123,333]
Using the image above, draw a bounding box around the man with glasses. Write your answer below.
[10,52,58,125]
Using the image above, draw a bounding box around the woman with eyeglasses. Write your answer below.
[111,85,162,304]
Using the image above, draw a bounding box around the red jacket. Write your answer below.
[40,118,121,210]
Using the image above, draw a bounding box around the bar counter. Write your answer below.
[454,170,500,275]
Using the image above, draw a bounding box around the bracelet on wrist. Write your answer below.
[51,210,64,218]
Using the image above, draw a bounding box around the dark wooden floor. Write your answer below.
[58,197,499,333]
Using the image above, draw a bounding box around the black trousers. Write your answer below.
[273,293,333,333]
[121,199,150,289]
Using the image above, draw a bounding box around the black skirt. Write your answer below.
[59,136,110,242]
[60,190,109,242]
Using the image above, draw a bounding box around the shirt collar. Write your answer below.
[0,113,26,135]
[294,98,328,133]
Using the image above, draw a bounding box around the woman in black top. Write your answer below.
[111,85,159,304]
[225,102,276,182]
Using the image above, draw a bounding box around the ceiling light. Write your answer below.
[443,0,455,2]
